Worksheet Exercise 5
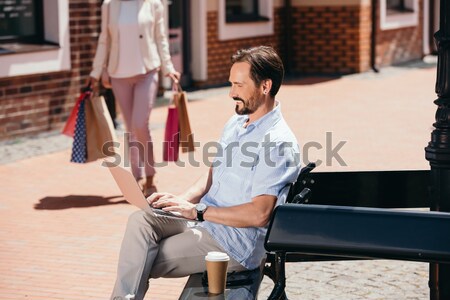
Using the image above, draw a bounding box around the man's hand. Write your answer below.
[147,192,197,220]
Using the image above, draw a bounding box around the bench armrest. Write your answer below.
[265,204,450,264]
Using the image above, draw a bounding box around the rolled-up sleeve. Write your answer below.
[251,141,301,199]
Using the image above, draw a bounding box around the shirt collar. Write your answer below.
[237,101,282,132]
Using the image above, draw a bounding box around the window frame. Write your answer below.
[386,0,415,14]
[225,0,269,23]
[380,0,419,30]
[0,0,71,78]
[218,0,273,41]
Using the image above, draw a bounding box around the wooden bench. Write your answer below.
[264,204,450,300]
[178,268,262,299]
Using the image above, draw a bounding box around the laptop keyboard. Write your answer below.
[152,208,183,218]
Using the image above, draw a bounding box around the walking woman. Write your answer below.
[89,0,180,197]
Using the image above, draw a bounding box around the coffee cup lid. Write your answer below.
[205,251,230,262]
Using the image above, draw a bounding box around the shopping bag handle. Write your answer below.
[82,81,93,93]
[169,83,183,106]
[172,82,183,93]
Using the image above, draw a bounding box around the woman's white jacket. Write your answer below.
[90,0,175,79]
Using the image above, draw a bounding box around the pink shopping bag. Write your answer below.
[163,105,180,162]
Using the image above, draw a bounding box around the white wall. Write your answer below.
[191,0,208,81]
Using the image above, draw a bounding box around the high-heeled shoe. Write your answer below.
[144,185,157,198]
[143,175,157,198]
[137,177,146,193]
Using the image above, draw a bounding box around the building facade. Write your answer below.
[0,0,439,140]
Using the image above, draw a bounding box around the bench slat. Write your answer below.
[265,204,450,264]
[178,269,262,300]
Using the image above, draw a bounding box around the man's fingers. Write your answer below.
[147,192,164,204]
[158,193,176,202]
[162,205,180,212]
[152,199,173,208]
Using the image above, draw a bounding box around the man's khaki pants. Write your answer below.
[110,210,246,300]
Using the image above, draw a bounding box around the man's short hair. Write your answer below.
[231,46,284,97]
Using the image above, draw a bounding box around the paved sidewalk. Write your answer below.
[0,59,437,299]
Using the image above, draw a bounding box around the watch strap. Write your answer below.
[197,210,204,222]
[196,204,207,222]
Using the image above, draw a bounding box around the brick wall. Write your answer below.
[359,4,372,72]
[0,0,101,140]
[0,1,426,140]
[289,5,371,75]
[197,9,284,88]
[375,0,424,67]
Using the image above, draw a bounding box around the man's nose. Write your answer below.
[229,87,236,98]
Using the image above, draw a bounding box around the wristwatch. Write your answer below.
[195,203,208,221]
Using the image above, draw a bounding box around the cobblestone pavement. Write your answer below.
[0,59,437,299]
[258,260,428,299]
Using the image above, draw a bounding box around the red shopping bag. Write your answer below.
[163,105,180,161]
[62,89,91,137]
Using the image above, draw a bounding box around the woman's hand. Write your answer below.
[167,71,181,84]
[147,192,196,220]
[86,76,99,91]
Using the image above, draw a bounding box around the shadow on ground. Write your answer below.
[34,195,127,210]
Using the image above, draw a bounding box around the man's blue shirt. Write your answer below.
[199,102,301,270]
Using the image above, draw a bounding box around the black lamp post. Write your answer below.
[425,0,450,299]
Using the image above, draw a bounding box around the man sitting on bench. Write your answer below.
[110,46,301,300]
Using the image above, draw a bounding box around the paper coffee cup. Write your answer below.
[205,251,230,294]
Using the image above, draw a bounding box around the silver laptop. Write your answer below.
[104,161,190,221]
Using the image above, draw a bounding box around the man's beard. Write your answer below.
[234,90,264,115]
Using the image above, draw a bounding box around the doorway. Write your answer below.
[168,0,192,87]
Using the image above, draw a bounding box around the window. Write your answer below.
[386,0,414,15]
[226,0,268,23]
[0,0,44,43]
[380,0,418,30]
[218,0,273,41]
[0,0,71,78]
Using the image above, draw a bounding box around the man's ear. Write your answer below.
[262,79,273,95]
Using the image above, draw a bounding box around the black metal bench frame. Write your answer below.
[261,163,434,299]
